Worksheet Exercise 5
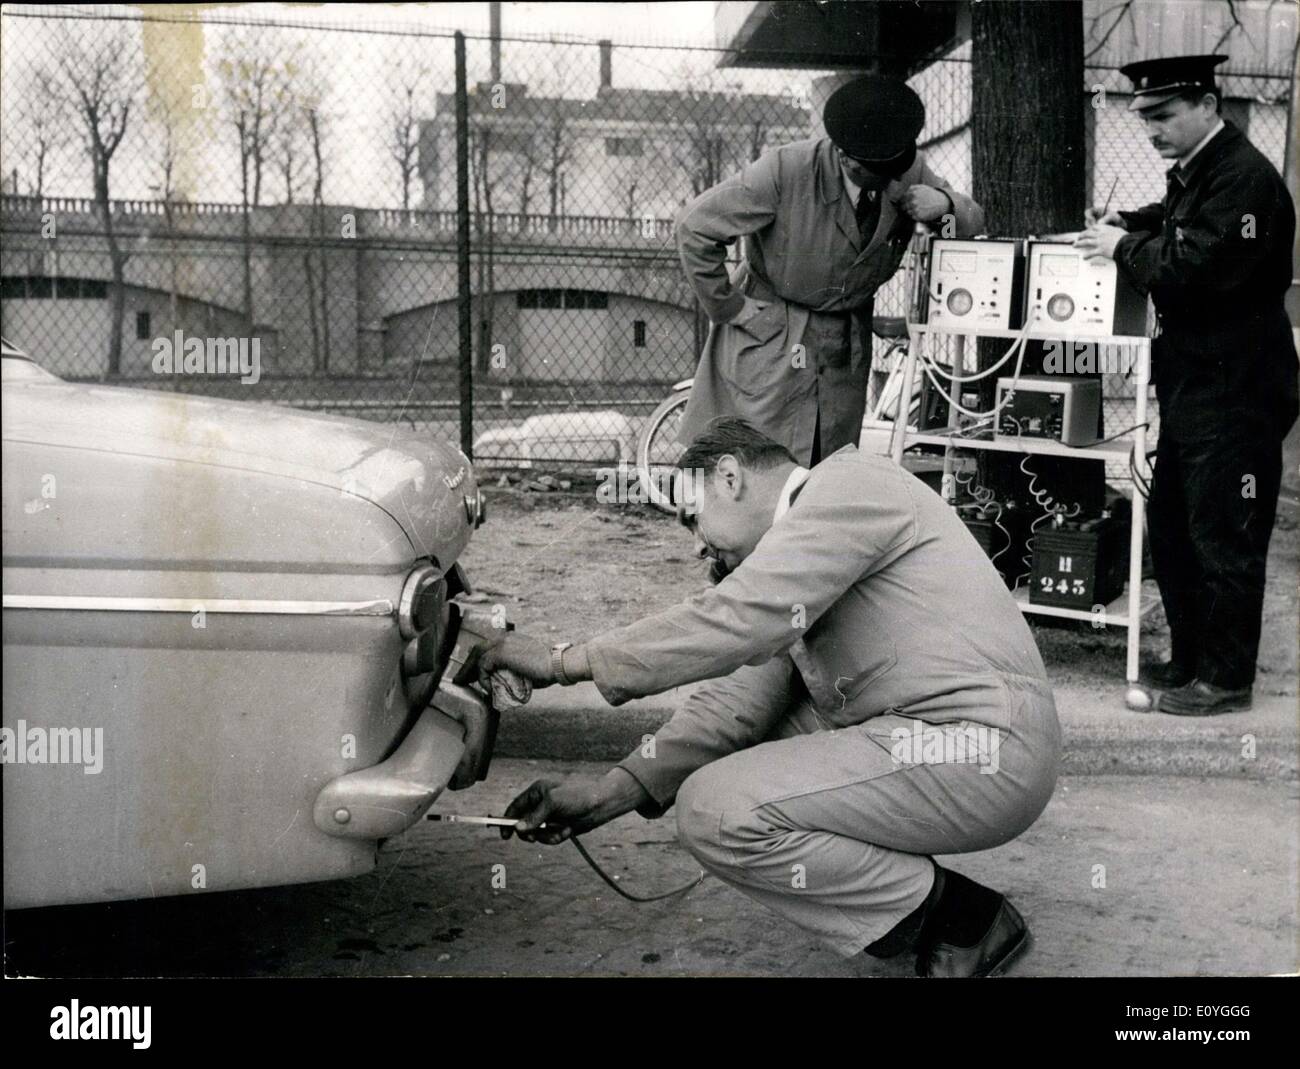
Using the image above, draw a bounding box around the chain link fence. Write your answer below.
[1,5,1292,480]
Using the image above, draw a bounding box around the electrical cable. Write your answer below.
[916,332,1031,421]
[1128,442,1152,500]
[954,468,1012,569]
[1013,433,1082,590]
[918,314,1034,383]
[570,835,705,902]
[1083,421,1150,448]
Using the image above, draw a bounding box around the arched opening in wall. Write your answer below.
[0,274,254,381]
[383,288,696,385]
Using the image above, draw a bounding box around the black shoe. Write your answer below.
[1139,660,1195,689]
[916,897,1031,978]
[1157,679,1252,716]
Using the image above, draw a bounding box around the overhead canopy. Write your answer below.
[715,0,968,75]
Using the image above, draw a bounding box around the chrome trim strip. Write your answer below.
[1,595,395,617]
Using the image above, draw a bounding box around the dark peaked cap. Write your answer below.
[1120,54,1227,112]
[823,75,925,167]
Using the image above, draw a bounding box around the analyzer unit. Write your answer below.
[1023,241,1148,338]
[924,238,1025,332]
[995,374,1102,447]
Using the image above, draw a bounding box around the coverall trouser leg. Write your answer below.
[673,676,1061,957]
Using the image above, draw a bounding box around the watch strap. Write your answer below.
[551,642,573,685]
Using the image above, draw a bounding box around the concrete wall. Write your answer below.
[382,289,694,383]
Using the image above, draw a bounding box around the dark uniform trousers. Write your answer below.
[1116,120,1298,689]
[1148,402,1284,688]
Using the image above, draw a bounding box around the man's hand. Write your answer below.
[1084,207,1127,228]
[1074,224,1127,263]
[478,631,555,689]
[899,184,950,224]
[500,778,600,844]
[500,769,653,844]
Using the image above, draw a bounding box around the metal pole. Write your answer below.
[454,32,473,460]
[940,333,965,504]
[1125,337,1151,684]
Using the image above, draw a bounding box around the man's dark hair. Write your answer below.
[1175,86,1222,113]
[677,417,796,475]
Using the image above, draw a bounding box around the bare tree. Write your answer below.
[517,131,537,218]
[385,61,429,212]
[543,111,573,227]
[9,63,70,198]
[216,29,296,325]
[217,30,293,208]
[57,22,141,376]
[469,120,498,374]
[674,111,739,197]
[271,106,307,204]
[287,53,334,374]
[143,79,191,346]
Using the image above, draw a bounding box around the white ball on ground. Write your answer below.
[1124,685,1153,712]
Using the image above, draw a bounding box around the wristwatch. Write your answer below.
[550,642,574,686]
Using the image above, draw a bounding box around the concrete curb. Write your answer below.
[495,684,1299,781]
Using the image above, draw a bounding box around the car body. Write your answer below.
[1,338,492,909]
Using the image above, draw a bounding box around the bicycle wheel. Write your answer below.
[636,388,690,514]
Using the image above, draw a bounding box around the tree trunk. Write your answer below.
[95,163,125,378]
[238,117,254,329]
[971,0,1100,531]
[310,112,330,374]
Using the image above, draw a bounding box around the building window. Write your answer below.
[136,311,151,340]
[633,320,646,348]
[564,289,608,310]
[605,137,642,157]
[517,288,608,310]
[0,276,107,299]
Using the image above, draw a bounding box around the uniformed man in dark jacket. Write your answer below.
[1076,55,1298,716]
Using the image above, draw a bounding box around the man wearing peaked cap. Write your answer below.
[1120,53,1227,111]
[1076,55,1298,716]
[672,74,984,467]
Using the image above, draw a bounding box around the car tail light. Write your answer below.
[464,489,486,529]
[398,564,446,640]
[399,563,454,712]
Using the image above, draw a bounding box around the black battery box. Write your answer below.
[1029,513,1130,610]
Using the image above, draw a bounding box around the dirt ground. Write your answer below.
[6,769,1295,977]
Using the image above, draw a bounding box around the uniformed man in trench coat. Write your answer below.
[480,418,1061,977]
[674,75,985,466]
[1076,55,1298,716]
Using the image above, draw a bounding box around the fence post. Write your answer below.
[454,31,474,461]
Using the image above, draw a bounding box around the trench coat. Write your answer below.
[674,137,985,464]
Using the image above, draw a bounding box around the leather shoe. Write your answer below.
[1157,679,1252,716]
[1139,660,1194,690]
[916,897,1031,977]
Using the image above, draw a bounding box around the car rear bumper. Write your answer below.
[313,680,490,840]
